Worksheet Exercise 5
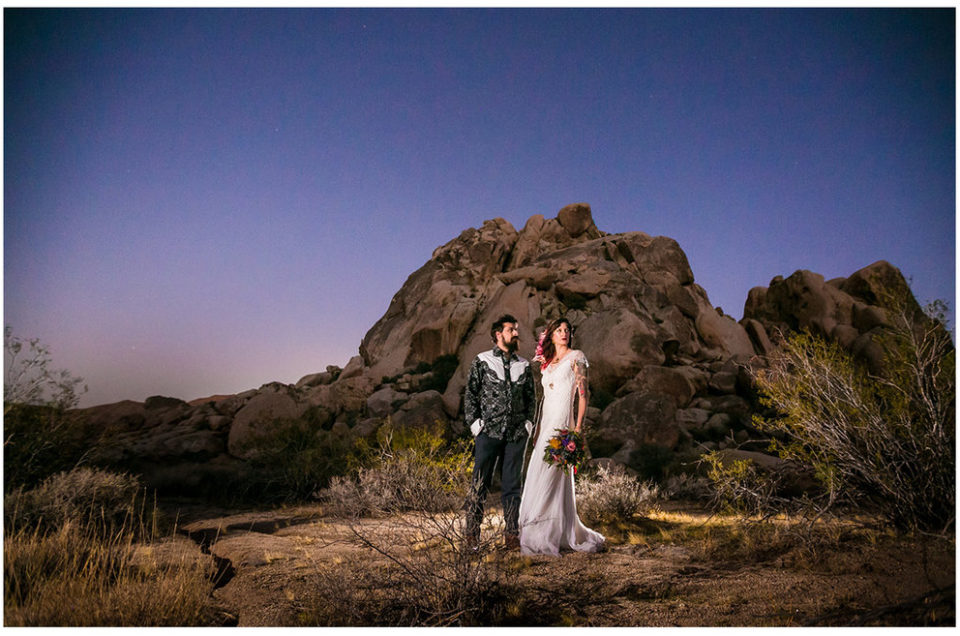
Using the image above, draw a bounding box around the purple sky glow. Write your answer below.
[4,8,955,407]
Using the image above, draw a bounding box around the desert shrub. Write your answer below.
[576,464,660,525]
[318,422,472,517]
[5,467,148,538]
[753,290,955,532]
[3,405,97,490]
[301,509,520,627]
[702,452,785,517]
[237,416,360,503]
[307,423,524,626]
[4,501,219,626]
[4,326,86,411]
[661,472,712,501]
[4,327,92,490]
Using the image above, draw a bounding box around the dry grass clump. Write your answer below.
[4,467,221,626]
[317,423,472,517]
[4,523,218,625]
[301,513,519,626]
[5,467,145,536]
[576,464,660,525]
[308,425,519,626]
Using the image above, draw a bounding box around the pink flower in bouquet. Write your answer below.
[566,441,577,452]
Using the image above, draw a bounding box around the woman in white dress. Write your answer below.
[518,318,605,556]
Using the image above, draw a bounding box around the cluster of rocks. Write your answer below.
[77,203,921,491]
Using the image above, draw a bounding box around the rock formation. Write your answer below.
[75,204,928,490]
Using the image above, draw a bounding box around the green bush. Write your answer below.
[702,452,781,517]
[753,290,955,532]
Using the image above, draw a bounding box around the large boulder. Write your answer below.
[695,306,756,360]
[743,261,923,372]
[617,365,696,408]
[304,375,376,415]
[359,217,519,380]
[597,392,680,449]
[356,204,744,420]
[576,309,663,396]
[839,260,913,307]
[391,390,450,433]
[557,202,596,238]
[366,387,408,418]
[228,390,302,459]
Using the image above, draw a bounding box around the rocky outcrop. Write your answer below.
[742,260,916,372]
[75,206,930,490]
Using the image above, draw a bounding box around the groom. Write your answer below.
[463,314,536,550]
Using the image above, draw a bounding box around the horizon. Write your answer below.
[4,8,955,408]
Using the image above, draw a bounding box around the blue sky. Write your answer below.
[5,8,955,407]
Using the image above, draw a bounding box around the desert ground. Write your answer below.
[161,498,954,627]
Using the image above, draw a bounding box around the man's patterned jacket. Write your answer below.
[464,347,536,442]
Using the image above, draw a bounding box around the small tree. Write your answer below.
[4,326,86,413]
[4,326,90,489]
[753,291,954,533]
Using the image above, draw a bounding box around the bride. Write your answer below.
[518,318,605,556]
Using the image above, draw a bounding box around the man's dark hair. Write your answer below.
[491,314,518,342]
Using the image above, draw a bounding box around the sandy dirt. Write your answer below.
[164,500,954,627]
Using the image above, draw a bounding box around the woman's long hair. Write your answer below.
[536,317,574,370]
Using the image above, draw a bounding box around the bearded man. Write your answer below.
[463,314,536,550]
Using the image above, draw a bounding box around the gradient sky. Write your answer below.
[5,8,955,407]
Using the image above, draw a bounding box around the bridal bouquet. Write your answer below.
[544,428,586,474]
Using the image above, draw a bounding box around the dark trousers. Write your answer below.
[465,432,527,539]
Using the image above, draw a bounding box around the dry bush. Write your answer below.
[4,471,220,626]
[661,472,713,502]
[754,291,955,532]
[301,511,518,626]
[4,327,92,489]
[575,464,660,525]
[5,467,147,537]
[4,523,218,625]
[316,422,472,517]
[701,452,792,518]
[308,424,520,626]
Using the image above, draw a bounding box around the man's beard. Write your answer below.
[504,338,519,352]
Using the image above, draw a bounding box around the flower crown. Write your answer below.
[533,329,547,364]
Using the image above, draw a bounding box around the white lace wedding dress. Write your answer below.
[518,350,605,556]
